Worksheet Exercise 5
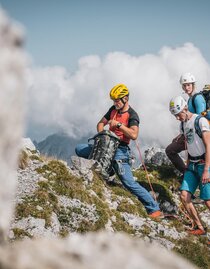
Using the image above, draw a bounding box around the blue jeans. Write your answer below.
[75,144,160,214]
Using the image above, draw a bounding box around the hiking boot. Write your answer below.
[148,210,163,219]
[207,240,210,247]
[191,194,196,200]
[188,226,206,236]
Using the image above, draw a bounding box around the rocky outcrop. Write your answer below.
[144,147,172,166]
[12,151,188,246]
[0,232,198,269]
[0,8,27,242]
[10,148,210,267]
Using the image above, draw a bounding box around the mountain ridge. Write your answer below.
[35,132,91,164]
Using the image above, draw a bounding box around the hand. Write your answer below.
[202,169,210,184]
[172,134,183,143]
[108,119,118,128]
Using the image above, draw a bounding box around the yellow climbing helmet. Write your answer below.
[110,84,129,100]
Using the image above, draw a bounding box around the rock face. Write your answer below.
[144,147,172,166]
[21,137,37,152]
[0,232,197,269]
[13,152,186,244]
[0,8,26,242]
[11,150,209,261]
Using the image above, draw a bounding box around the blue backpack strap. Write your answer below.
[191,93,199,112]
[194,115,202,139]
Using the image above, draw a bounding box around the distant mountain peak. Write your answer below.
[36,133,91,164]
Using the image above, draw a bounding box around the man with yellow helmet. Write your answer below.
[75,83,161,218]
[109,83,129,100]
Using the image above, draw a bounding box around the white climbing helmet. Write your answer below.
[179,73,196,85]
[169,96,187,115]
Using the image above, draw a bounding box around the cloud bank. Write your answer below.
[26,43,210,148]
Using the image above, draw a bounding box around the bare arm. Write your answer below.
[108,119,139,140]
[202,131,210,184]
[97,117,108,132]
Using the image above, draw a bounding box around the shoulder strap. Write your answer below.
[194,115,202,139]
[191,93,199,112]
[88,130,120,142]
[181,122,184,133]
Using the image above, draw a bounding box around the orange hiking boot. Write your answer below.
[188,226,206,236]
[148,210,163,219]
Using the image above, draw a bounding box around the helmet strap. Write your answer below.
[114,96,128,111]
[121,97,126,105]
[119,97,128,111]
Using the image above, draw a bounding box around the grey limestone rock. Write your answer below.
[0,232,197,269]
[0,8,27,243]
[144,147,171,166]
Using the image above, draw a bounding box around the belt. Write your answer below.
[197,159,205,164]
[188,153,205,162]
[119,141,129,147]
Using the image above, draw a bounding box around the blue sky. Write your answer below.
[1,0,210,70]
[1,0,210,147]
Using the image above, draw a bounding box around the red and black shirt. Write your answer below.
[104,106,140,145]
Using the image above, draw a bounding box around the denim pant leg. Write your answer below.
[75,144,92,159]
[113,147,159,214]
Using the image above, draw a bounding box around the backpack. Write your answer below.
[181,115,207,139]
[88,130,120,180]
[192,84,210,120]
[194,115,203,139]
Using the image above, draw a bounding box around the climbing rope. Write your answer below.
[134,140,157,202]
[135,137,194,228]
[178,203,195,229]
[112,109,157,201]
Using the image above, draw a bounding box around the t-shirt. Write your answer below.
[104,106,139,144]
[181,114,210,159]
[188,94,206,114]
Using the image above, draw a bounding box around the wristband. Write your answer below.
[116,122,122,129]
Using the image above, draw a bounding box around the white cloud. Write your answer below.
[25,43,210,149]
